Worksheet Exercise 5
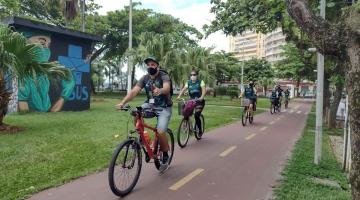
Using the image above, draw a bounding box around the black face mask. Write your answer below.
[249,83,254,87]
[147,67,158,75]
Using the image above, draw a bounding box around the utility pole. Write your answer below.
[314,0,326,165]
[127,0,133,94]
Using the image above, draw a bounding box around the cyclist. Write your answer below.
[177,69,206,135]
[276,85,283,108]
[240,80,257,115]
[116,56,172,169]
[270,85,283,109]
[284,88,291,107]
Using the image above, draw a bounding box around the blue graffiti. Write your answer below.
[58,45,89,101]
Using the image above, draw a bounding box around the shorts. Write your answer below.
[142,103,172,133]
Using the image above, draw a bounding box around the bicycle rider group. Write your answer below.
[111,56,207,196]
[110,56,292,197]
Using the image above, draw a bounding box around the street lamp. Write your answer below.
[314,0,326,165]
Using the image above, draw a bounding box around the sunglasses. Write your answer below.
[190,74,197,76]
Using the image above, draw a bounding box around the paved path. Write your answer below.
[28,100,312,200]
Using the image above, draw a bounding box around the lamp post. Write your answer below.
[312,0,326,165]
[127,0,133,94]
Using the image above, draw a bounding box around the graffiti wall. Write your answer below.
[15,27,92,112]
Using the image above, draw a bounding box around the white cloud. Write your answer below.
[93,0,228,52]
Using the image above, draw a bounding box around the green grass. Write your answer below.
[0,96,266,200]
[274,109,351,199]
[202,96,269,108]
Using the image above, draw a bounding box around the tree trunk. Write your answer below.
[0,77,11,126]
[296,79,300,97]
[347,39,360,199]
[131,65,136,87]
[328,81,343,128]
[323,75,330,122]
[286,0,360,198]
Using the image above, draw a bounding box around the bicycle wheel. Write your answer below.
[242,107,248,126]
[108,139,142,197]
[285,100,288,109]
[154,129,175,171]
[270,103,274,114]
[194,114,205,140]
[177,118,190,148]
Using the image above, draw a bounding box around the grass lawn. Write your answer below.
[0,96,266,200]
[274,107,351,199]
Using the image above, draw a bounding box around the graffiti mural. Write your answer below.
[3,17,101,112]
[17,31,76,112]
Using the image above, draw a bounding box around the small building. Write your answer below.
[3,17,102,112]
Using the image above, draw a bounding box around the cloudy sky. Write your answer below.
[93,0,228,52]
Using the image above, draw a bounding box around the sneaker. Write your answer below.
[162,152,169,165]
[159,152,169,172]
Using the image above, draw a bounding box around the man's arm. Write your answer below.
[116,86,142,108]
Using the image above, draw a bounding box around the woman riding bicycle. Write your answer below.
[177,69,206,136]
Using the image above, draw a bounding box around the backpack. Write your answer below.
[159,69,174,96]
[245,86,254,97]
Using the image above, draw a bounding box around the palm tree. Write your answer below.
[0,25,70,127]
[135,32,184,85]
[258,77,274,97]
[62,0,79,22]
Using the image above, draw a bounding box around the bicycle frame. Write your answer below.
[133,116,159,159]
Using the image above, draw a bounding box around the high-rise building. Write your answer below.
[229,30,264,61]
[229,28,286,63]
[264,28,286,63]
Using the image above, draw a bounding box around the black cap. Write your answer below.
[144,56,159,65]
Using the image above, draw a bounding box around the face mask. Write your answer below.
[147,67,158,75]
[191,75,197,81]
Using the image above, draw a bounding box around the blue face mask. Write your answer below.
[147,67,158,75]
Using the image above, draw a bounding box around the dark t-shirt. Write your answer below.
[137,71,172,107]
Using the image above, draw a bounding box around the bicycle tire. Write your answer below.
[177,118,190,148]
[194,114,205,140]
[242,107,248,126]
[270,103,274,114]
[154,129,175,171]
[108,139,142,197]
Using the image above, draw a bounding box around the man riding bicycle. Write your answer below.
[270,85,283,108]
[116,56,172,169]
[177,69,206,135]
[240,80,257,113]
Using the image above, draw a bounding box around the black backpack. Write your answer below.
[159,69,174,96]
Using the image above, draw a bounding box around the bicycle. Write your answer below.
[270,99,281,114]
[241,98,254,126]
[108,105,174,197]
[176,98,205,148]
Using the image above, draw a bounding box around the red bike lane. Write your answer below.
[28,100,312,200]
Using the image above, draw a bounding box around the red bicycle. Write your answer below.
[108,105,174,197]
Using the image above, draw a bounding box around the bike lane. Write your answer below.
[28,100,312,200]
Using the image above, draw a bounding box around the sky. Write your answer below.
[93,0,228,52]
